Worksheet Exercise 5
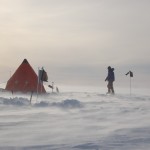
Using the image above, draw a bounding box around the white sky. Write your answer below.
[0,0,150,89]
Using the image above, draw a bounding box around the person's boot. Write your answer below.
[112,89,115,95]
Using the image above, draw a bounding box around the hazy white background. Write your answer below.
[0,0,150,89]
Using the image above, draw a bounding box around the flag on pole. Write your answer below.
[39,68,48,82]
[125,71,133,77]
[125,70,133,96]
[48,85,53,89]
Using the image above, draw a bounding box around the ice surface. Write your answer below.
[0,88,150,150]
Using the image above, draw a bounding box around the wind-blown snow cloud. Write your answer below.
[0,0,150,88]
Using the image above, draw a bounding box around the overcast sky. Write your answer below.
[0,0,150,89]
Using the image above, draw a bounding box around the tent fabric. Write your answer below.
[5,59,46,93]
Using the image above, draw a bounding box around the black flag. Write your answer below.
[48,85,53,89]
[125,71,133,77]
[39,68,48,82]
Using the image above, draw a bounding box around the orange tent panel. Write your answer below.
[5,59,46,93]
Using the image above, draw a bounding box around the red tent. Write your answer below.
[5,59,46,93]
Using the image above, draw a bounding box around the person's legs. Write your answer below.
[108,82,115,94]
[111,82,115,94]
[107,82,111,93]
[111,87,115,94]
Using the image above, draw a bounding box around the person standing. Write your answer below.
[105,66,115,94]
[110,68,115,94]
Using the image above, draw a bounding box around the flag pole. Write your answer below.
[52,82,54,93]
[30,91,33,104]
[130,75,131,96]
[40,67,44,93]
[41,81,43,93]
[125,71,133,96]
[36,67,40,101]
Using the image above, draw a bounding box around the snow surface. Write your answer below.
[0,88,150,150]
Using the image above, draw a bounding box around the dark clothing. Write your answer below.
[105,68,115,82]
[105,67,115,94]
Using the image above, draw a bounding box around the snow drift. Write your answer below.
[0,91,150,150]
